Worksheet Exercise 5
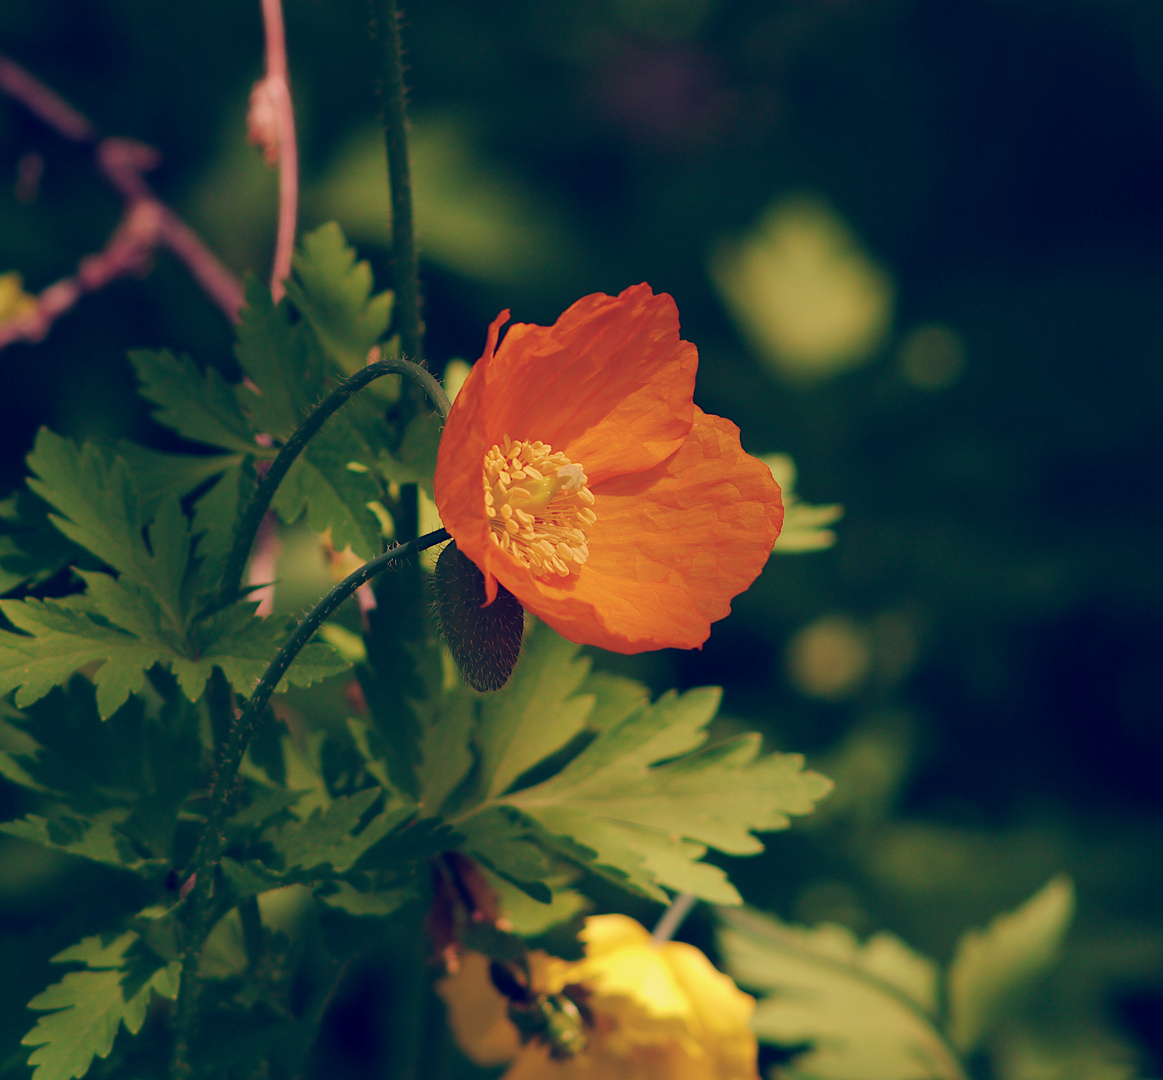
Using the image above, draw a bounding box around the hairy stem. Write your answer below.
[216,356,450,608]
[371,0,423,365]
[171,526,450,1079]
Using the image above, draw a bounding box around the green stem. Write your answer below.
[372,0,423,365]
[170,526,450,1079]
[216,356,449,609]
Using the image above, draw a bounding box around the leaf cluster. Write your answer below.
[0,223,836,1080]
[717,876,1077,1080]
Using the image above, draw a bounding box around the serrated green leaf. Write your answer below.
[0,685,203,863]
[526,807,734,904]
[499,687,831,901]
[234,278,325,438]
[183,604,350,699]
[286,222,393,375]
[24,433,191,620]
[475,621,594,801]
[0,596,176,717]
[190,462,252,586]
[22,931,179,1080]
[0,709,48,792]
[129,349,262,453]
[0,591,347,718]
[265,788,414,876]
[315,880,415,917]
[947,875,1075,1054]
[271,421,384,558]
[0,489,90,595]
[482,868,589,938]
[718,907,964,1080]
[458,806,554,903]
[0,812,148,873]
[106,442,243,523]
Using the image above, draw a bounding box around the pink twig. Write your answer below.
[0,52,245,349]
[249,0,299,302]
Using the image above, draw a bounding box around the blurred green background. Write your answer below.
[1,1,1161,1077]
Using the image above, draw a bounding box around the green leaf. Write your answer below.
[190,462,252,586]
[0,592,347,718]
[0,595,179,718]
[270,420,384,559]
[110,442,243,522]
[0,811,150,873]
[457,806,554,903]
[414,691,475,816]
[946,875,1076,1054]
[233,278,325,438]
[286,222,393,375]
[22,931,180,1080]
[265,788,414,876]
[0,489,90,595]
[500,686,832,902]
[183,604,350,700]
[129,349,263,453]
[0,682,203,861]
[24,432,190,619]
[474,621,593,801]
[718,907,965,1080]
[315,880,416,918]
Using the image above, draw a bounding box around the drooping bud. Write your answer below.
[433,541,523,692]
[246,77,280,166]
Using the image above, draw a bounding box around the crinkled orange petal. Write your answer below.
[439,283,697,489]
[489,409,783,653]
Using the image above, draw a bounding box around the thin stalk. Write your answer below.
[652,892,697,944]
[216,356,450,608]
[371,0,423,364]
[170,526,450,1079]
[258,0,299,301]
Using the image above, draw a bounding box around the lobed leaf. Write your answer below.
[474,621,594,802]
[233,277,324,439]
[946,875,1076,1054]
[500,680,831,902]
[129,349,263,454]
[22,931,179,1080]
[286,222,393,375]
[718,907,963,1080]
[270,421,385,559]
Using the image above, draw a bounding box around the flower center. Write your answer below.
[483,436,597,577]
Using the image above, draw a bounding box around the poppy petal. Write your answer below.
[473,284,698,485]
[498,409,783,652]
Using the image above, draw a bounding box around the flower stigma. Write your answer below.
[483,436,597,578]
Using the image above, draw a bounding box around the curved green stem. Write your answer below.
[170,526,450,1079]
[216,357,450,609]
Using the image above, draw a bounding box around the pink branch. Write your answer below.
[0,52,245,350]
[249,0,299,302]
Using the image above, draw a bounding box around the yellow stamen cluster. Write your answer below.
[484,437,597,577]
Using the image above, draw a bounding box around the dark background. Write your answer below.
[2,1,1161,1076]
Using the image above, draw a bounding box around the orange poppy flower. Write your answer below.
[433,284,783,653]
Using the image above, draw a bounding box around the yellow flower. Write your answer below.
[438,914,760,1080]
